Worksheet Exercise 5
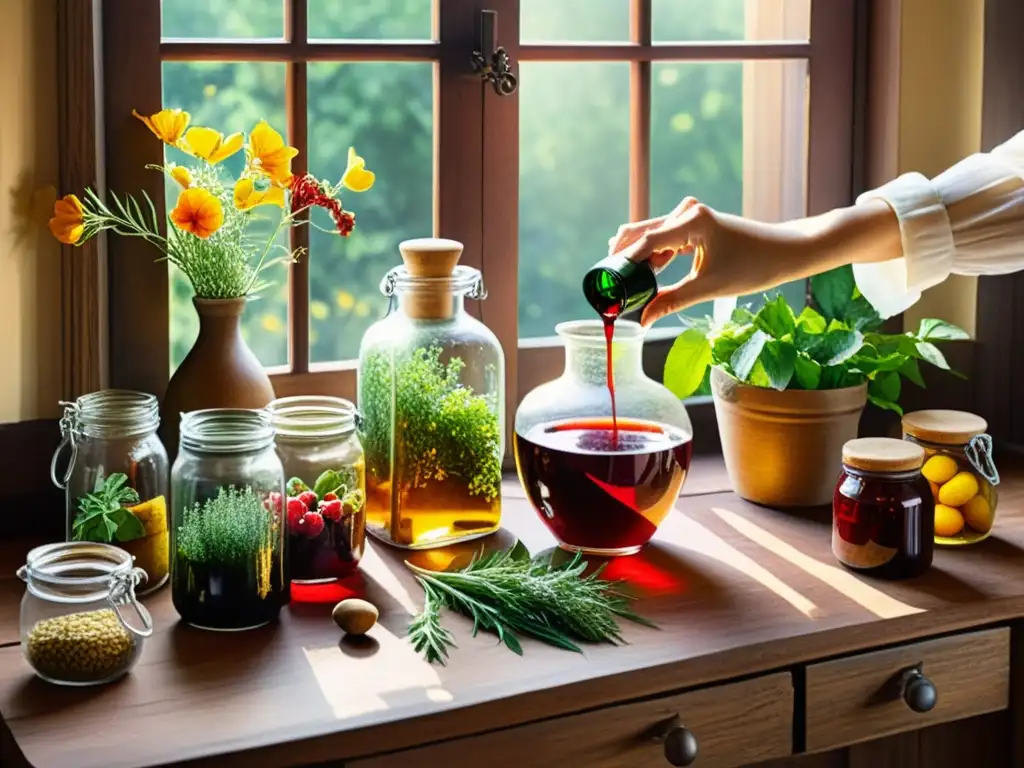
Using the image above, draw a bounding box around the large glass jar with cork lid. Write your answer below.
[902,409,1000,545]
[357,238,504,549]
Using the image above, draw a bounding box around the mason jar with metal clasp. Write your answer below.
[18,541,152,686]
[903,410,1000,545]
[50,390,170,594]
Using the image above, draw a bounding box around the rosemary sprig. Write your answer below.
[406,549,656,665]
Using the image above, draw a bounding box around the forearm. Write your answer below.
[788,199,904,275]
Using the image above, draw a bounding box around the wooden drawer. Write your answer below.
[804,627,1010,752]
[351,672,792,768]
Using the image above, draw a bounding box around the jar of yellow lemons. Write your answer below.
[902,410,1000,545]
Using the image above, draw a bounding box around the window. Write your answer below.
[102,0,856,450]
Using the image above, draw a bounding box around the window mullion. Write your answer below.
[287,0,310,374]
[629,0,652,223]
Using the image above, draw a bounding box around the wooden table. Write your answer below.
[1,455,1022,768]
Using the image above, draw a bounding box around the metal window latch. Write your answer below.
[471,9,518,96]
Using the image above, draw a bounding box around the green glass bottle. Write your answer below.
[582,255,657,318]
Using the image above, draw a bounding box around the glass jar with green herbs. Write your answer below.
[170,409,286,630]
[267,396,366,602]
[357,238,504,550]
[51,390,170,595]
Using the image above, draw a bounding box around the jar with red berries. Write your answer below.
[832,437,934,579]
[267,396,366,603]
[170,409,286,630]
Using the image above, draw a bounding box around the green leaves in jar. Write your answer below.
[72,473,145,544]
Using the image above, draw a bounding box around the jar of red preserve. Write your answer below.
[832,438,934,578]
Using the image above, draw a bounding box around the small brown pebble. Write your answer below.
[332,598,378,636]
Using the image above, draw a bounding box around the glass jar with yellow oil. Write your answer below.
[903,410,999,545]
[357,238,504,549]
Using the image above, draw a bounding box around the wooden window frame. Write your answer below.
[60,0,858,457]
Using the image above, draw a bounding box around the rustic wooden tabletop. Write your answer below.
[2,455,1024,768]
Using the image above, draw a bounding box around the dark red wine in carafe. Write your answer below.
[514,417,692,555]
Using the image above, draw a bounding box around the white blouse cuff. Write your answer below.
[851,173,956,318]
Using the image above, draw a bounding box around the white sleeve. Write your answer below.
[852,130,1024,319]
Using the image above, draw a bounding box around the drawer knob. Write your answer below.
[663,725,698,766]
[900,663,937,713]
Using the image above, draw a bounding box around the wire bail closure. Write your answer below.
[966,433,1000,486]
[108,567,153,638]
[50,400,82,490]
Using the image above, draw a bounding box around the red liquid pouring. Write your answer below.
[513,417,692,554]
[602,315,617,441]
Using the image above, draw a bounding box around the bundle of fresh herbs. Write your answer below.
[663,266,968,413]
[406,546,655,665]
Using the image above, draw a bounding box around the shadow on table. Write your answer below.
[168,621,275,681]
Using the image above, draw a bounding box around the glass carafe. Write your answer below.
[514,320,693,556]
[357,238,504,550]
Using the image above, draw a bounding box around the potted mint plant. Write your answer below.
[663,267,967,506]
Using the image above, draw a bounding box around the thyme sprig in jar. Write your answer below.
[171,409,286,630]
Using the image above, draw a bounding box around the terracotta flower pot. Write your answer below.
[711,367,867,507]
[160,297,275,458]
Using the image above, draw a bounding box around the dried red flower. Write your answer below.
[289,173,357,237]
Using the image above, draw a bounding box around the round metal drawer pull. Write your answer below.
[650,716,698,766]
[900,663,938,713]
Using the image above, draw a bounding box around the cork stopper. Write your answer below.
[902,409,987,446]
[842,437,925,473]
[398,238,464,319]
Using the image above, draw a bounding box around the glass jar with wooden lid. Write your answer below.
[357,238,504,550]
[832,437,934,578]
[902,410,1000,545]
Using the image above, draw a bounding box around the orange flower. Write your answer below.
[184,126,244,165]
[246,121,298,187]
[49,194,85,245]
[170,188,223,239]
[233,178,285,210]
[132,108,190,145]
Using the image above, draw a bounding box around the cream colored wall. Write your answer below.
[0,0,61,422]
[898,0,985,336]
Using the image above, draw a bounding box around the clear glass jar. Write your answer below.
[903,410,1000,546]
[170,409,286,630]
[50,390,170,595]
[267,396,366,601]
[514,320,693,556]
[357,238,504,550]
[832,438,933,578]
[18,542,152,686]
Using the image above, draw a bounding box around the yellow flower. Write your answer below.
[170,166,192,189]
[185,126,244,165]
[354,301,370,318]
[335,290,355,311]
[246,121,298,187]
[132,108,190,145]
[341,146,375,192]
[49,194,85,245]
[170,187,224,240]
[233,178,286,211]
[311,300,329,321]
